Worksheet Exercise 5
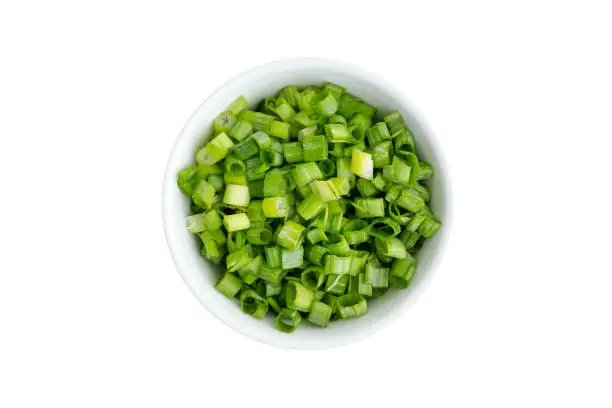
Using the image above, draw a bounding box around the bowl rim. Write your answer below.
[162,57,453,349]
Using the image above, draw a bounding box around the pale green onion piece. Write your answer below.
[325,233,351,256]
[281,247,304,269]
[325,123,351,143]
[311,90,338,117]
[276,220,305,249]
[262,196,291,218]
[365,263,390,288]
[291,162,323,187]
[305,245,329,266]
[417,161,434,180]
[228,95,249,116]
[258,263,285,284]
[383,111,406,134]
[229,119,253,142]
[418,215,442,238]
[297,194,325,220]
[356,178,378,197]
[353,198,385,218]
[192,180,216,209]
[369,217,402,236]
[351,149,373,179]
[223,213,251,232]
[239,110,275,132]
[366,122,391,146]
[337,294,368,319]
[214,111,237,135]
[245,226,273,245]
[196,133,235,165]
[263,171,289,197]
[302,134,328,162]
[223,184,250,207]
[301,266,325,290]
[310,180,340,202]
[264,246,282,268]
[330,177,350,196]
[324,255,351,275]
[358,274,372,296]
[325,273,349,296]
[396,188,425,212]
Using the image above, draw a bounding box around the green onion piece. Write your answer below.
[239,110,275,132]
[400,230,422,250]
[246,200,264,222]
[185,213,208,234]
[327,199,346,215]
[374,235,407,259]
[240,289,268,319]
[302,134,328,162]
[201,228,227,246]
[269,120,291,140]
[372,141,394,168]
[285,281,314,312]
[262,196,291,218]
[324,123,351,143]
[396,188,425,212]
[358,274,373,296]
[244,156,269,181]
[382,156,412,187]
[278,86,300,108]
[389,203,412,225]
[276,220,305,249]
[281,247,304,269]
[177,165,202,196]
[417,161,434,180]
[232,137,259,161]
[250,131,272,149]
[301,266,325,290]
[215,273,242,298]
[406,211,427,232]
[237,253,263,285]
[213,111,237,135]
[336,157,356,188]
[227,230,247,252]
[305,245,329,266]
[328,114,347,125]
[307,301,333,328]
[307,227,326,245]
[317,159,336,177]
[224,174,247,186]
[297,184,312,199]
[347,275,359,294]
[353,198,385,218]
[356,178,378,197]
[261,97,276,115]
[327,213,344,233]
[267,297,281,314]
[325,273,349,296]
[283,142,303,164]
[197,133,235,165]
[328,177,349,196]
[297,194,325,220]
[329,143,345,157]
[389,254,416,288]
[351,149,373,180]
[247,180,265,198]
[260,148,284,168]
[292,162,323,187]
[274,98,296,122]
[192,180,216,209]
[297,124,318,142]
[223,184,250,207]
[372,173,387,191]
[369,217,401,236]
[323,82,345,101]
[310,180,340,202]
[227,95,248,116]
[298,88,317,112]
[349,112,372,129]
[347,251,367,276]
[337,294,368,319]
[337,93,362,118]
[393,128,416,155]
[225,245,253,272]
[223,213,251,232]
[324,255,351,275]
[264,246,282,268]
[292,111,316,127]
[418,215,442,238]
[256,280,282,298]
[229,119,253,142]
[258,261,285,283]
[275,308,302,333]
[325,233,351,256]
[207,174,224,191]
[321,293,339,313]
[367,122,391,147]
[385,185,402,203]
[311,90,338,117]
[365,263,390,288]
[246,226,273,245]
[412,182,431,202]
[343,219,369,245]
[263,171,289,197]
[383,111,406,134]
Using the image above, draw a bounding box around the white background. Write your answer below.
[1,1,611,407]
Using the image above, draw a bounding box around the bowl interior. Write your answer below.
[163,58,449,349]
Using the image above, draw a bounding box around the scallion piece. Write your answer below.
[325,233,351,256]
[237,254,262,285]
[192,180,216,209]
[307,227,327,245]
[367,122,391,147]
[358,274,373,296]
[213,111,237,135]
[281,247,304,270]
[351,149,373,180]
[396,188,425,213]
[311,90,338,117]
[283,142,303,164]
[418,215,442,238]
[369,217,402,236]
[372,141,393,168]
[239,110,275,132]
[417,161,434,180]
[324,255,351,275]
[196,133,234,165]
[305,245,329,267]
[356,178,378,197]
[353,198,385,218]
[297,194,325,220]
[317,159,336,178]
[292,162,323,187]
[374,235,407,259]
[276,220,306,249]
[412,182,431,202]
[229,119,253,142]
[325,273,349,296]
[285,281,314,312]
[260,148,284,168]
[246,226,273,245]
[240,289,268,319]
[383,111,406,134]
[324,123,351,143]
[365,263,390,288]
[301,266,325,290]
[223,213,251,232]
[215,273,242,298]
[337,294,368,319]
[264,245,282,268]
[307,301,333,328]
[389,255,416,289]
[310,180,340,202]
[223,184,250,207]
[275,308,302,333]
[302,134,328,162]
[262,196,291,218]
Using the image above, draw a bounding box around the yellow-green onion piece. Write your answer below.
[275,308,302,333]
[353,198,385,218]
[240,289,268,319]
[358,274,372,296]
[228,95,249,116]
[285,281,314,312]
[275,220,306,249]
[291,162,323,187]
[351,149,373,180]
[262,196,291,218]
[239,110,275,132]
[281,247,304,270]
[223,213,251,232]
[302,134,328,162]
[297,194,325,220]
[337,294,368,319]
[192,180,216,209]
[223,184,250,207]
[215,273,242,298]
[213,111,237,135]
[196,133,234,165]
[310,180,340,202]
[325,233,351,256]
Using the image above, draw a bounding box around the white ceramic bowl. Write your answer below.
[162,58,451,349]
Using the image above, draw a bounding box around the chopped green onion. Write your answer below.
[374,235,407,259]
[246,200,264,222]
[239,110,275,132]
[389,203,412,225]
[317,159,336,178]
[192,180,216,209]
[412,182,431,202]
[337,93,362,118]
[262,196,291,218]
[310,180,340,202]
[264,246,282,268]
[223,184,250,207]
[207,174,224,191]
[201,228,227,245]
[232,137,259,161]
[307,301,333,328]
[358,274,372,296]
[351,149,373,180]
[356,178,378,197]
[196,133,234,165]
[400,230,422,250]
[237,254,262,285]
[275,308,302,333]
[269,120,291,140]
[325,123,351,143]
[394,128,416,155]
[283,142,303,164]
[281,247,304,269]
[305,245,329,266]
[347,251,367,276]
[325,233,351,256]
[298,88,317,112]
[267,297,282,313]
[215,273,242,298]
[367,122,391,147]
[385,184,402,203]
[311,90,338,117]
[324,255,351,275]
[214,111,237,135]
[276,220,306,249]
[274,98,296,122]
[244,156,269,181]
[301,266,325,290]
[383,111,406,134]
[226,245,253,273]
[365,263,389,288]
[329,177,350,196]
[248,179,265,198]
[292,162,323,187]
[369,217,401,236]
[240,289,268,319]
[223,213,251,232]
[228,95,248,116]
[285,281,314,312]
[418,215,442,238]
[337,294,368,319]
[343,219,370,245]
[372,173,387,191]
[396,188,425,212]
[325,273,349,296]
[297,124,318,141]
[323,82,345,101]
[302,134,328,162]
[229,119,253,142]
[246,226,273,245]
[307,227,326,244]
[372,141,393,168]
[250,131,272,149]
[297,194,325,220]
[328,114,347,125]
[417,161,434,180]
[353,198,385,218]
[260,148,284,168]
[389,255,416,288]
[257,280,282,298]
